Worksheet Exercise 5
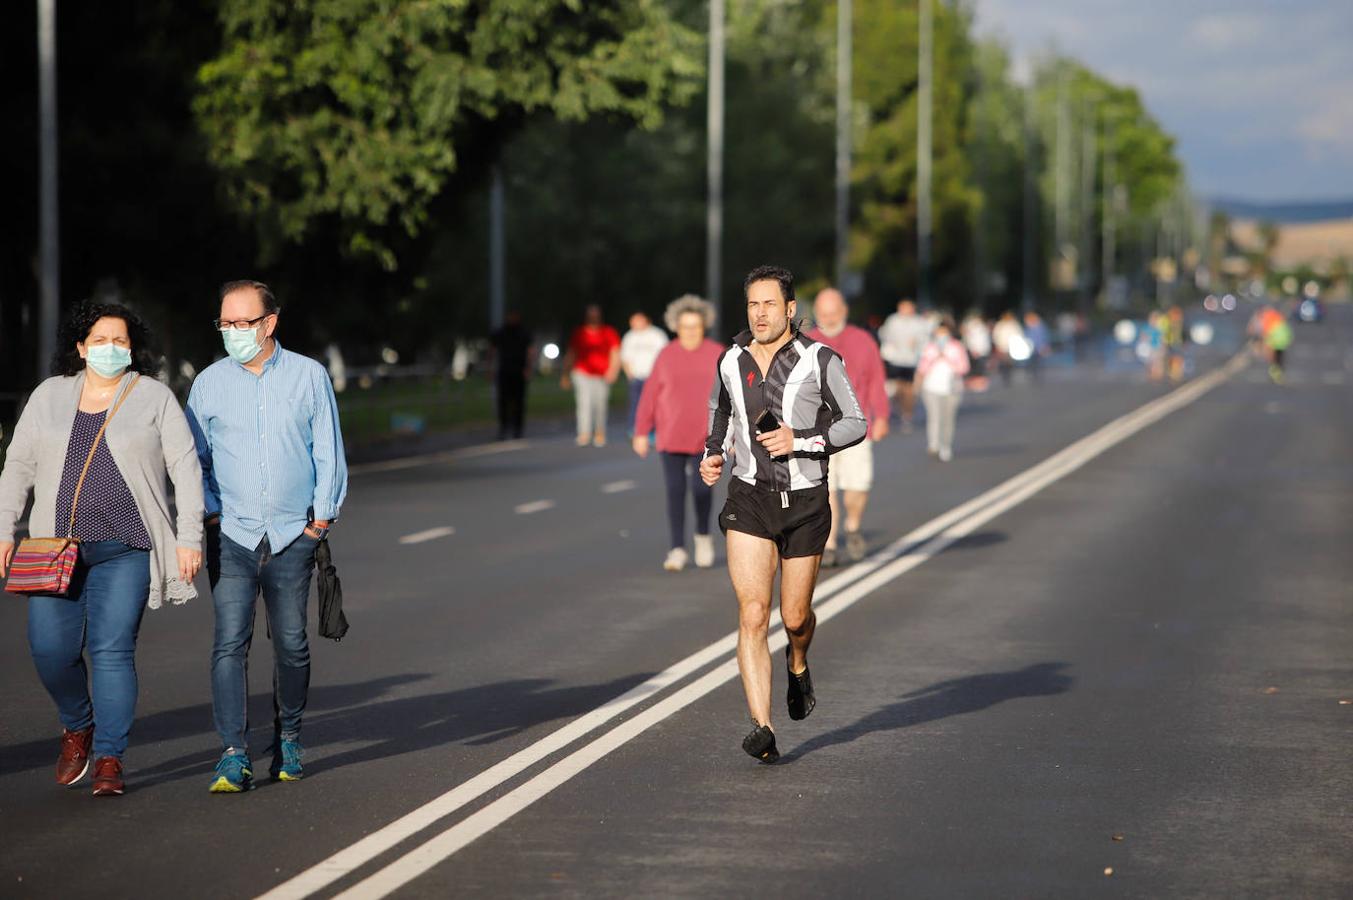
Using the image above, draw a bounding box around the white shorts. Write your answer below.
[827,438,873,493]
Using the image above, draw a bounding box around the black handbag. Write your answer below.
[314,538,349,641]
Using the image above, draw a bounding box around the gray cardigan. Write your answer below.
[0,372,205,608]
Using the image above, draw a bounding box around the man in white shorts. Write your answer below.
[878,298,930,431]
[807,289,890,566]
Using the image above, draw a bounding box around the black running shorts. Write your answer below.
[719,479,831,559]
[885,363,917,383]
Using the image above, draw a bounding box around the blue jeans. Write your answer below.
[209,531,317,753]
[661,452,712,549]
[626,378,646,436]
[28,541,151,759]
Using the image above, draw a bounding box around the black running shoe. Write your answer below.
[785,646,816,721]
[741,723,779,763]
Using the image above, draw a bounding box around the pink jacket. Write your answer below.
[634,339,724,455]
[915,339,971,387]
[806,324,890,440]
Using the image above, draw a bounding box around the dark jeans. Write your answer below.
[496,373,527,439]
[627,378,646,436]
[28,541,150,759]
[208,530,318,753]
[661,452,713,549]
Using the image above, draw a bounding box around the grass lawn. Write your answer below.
[0,377,625,458]
[336,375,627,444]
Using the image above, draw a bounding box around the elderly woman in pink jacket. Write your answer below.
[915,316,971,462]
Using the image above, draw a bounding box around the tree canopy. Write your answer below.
[195,0,702,269]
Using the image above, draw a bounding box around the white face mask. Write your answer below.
[86,344,132,378]
[222,326,264,364]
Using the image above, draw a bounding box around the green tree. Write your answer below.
[1256,219,1281,278]
[849,0,981,309]
[194,0,702,271]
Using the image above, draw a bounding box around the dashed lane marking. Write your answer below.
[513,499,556,515]
[398,526,456,545]
[600,480,636,494]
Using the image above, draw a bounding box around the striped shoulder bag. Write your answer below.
[6,376,140,596]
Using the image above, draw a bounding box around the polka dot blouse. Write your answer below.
[53,410,152,549]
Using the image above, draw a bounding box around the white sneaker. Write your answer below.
[693,534,715,568]
[939,447,953,462]
[663,547,689,571]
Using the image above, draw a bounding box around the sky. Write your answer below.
[973,0,1353,203]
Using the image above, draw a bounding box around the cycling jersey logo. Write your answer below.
[746,370,756,388]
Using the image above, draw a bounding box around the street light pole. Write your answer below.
[917,0,933,308]
[38,0,60,379]
[706,0,725,310]
[488,165,505,330]
[835,0,852,290]
[1021,81,1036,312]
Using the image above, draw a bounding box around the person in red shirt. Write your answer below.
[807,288,891,566]
[561,305,621,447]
[633,295,723,571]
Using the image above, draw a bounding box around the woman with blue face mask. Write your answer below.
[0,302,204,797]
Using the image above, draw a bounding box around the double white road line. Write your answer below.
[260,354,1246,900]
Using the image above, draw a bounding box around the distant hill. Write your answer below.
[1231,218,1353,268]
[1208,197,1353,224]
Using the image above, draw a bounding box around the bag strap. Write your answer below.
[66,374,141,538]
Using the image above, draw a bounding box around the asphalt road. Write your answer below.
[1,305,1349,899]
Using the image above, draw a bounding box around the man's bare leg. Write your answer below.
[900,380,917,427]
[842,490,868,534]
[781,554,821,674]
[727,529,779,727]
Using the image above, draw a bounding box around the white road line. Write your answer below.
[348,440,528,476]
[513,499,556,515]
[331,354,1248,899]
[258,355,1246,900]
[600,480,636,494]
[398,526,456,545]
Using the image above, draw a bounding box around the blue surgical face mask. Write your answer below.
[222,326,264,364]
[86,344,132,378]
[936,333,951,347]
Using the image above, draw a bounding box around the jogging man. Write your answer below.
[807,288,890,567]
[701,266,867,763]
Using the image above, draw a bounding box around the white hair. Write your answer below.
[664,294,717,333]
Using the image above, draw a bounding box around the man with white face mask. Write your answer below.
[186,280,348,793]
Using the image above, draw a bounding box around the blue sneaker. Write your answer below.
[209,751,254,793]
[271,738,304,782]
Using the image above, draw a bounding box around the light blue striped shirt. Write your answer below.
[186,342,348,552]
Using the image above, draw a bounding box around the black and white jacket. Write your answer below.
[705,325,867,493]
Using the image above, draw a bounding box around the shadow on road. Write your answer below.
[0,673,427,777]
[0,671,653,790]
[780,662,1072,763]
[953,443,1027,459]
[944,531,1008,552]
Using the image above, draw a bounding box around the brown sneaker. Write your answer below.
[91,757,124,797]
[56,726,94,786]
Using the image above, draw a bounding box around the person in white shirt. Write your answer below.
[877,298,931,431]
[915,317,971,462]
[620,312,669,437]
[990,310,1026,387]
[960,312,992,392]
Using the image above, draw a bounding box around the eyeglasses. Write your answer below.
[213,313,273,332]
